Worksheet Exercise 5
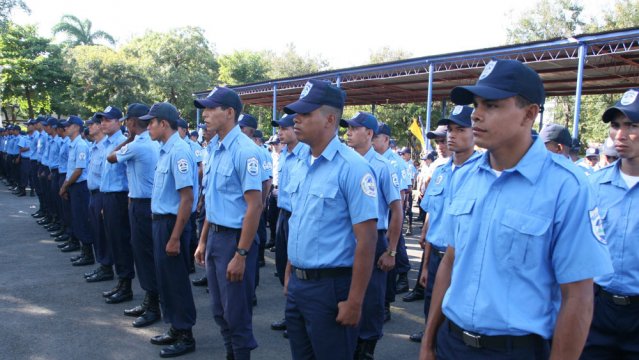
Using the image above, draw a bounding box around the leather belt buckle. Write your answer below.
[295,268,308,280]
[612,294,631,306]
[462,331,482,348]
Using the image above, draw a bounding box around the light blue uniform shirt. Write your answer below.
[382,148,410,191]
[204,125,262,228]
[590,161,639,295]
[287,136,378,269]
[41,134,51,166]
[100,131,128,192]
[26,131,39,159]
[420,152,481,248]
[58,137,70,174]
[47,136,61,169]
[87,137,107,191]
[18,135,30,158]
[34,131,46,162]
[66,136,89,182]
[152,132,199,215]
[7,135,19,155]
[258,145,273,181]
[441,137,613,339]
[276,142,309,212]
[185,138,203,164]
[406,161,417,182]
[116,131,160,199]
[364,147,400,230]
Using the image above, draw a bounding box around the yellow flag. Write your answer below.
[409,118,425,150]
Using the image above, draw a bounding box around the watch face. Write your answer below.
[237,248,248,256]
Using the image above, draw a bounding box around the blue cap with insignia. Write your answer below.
[59,115,84,128]
[375,122,391,137]
[139,102,179,123]
[96,105,123,120]
[539,123,572,147]
[437,105,473,128]
[426,125,448,139]
[194,86,243,117]
[283,79,345,115]
[177,118,189,129]
[602,88,639,123]
[271,113,296,128]
[238,113,258,129]
[451,59,545,106]
[340,111,378,132]
[120,103,151,121]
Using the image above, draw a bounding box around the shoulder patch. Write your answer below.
[589,207,606,245]
[361,173,377,197]
[119,144,128,155]
[391,173,400,188]
[247,157,259,176]
[262,161,273,171]
[435,174,444,185]
[194,149,201,157]
[177,158,189,174]
[78,152,86,160]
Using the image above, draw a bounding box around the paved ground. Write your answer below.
[0,186,426,359]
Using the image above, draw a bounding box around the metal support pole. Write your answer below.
[196,108,201,129]
[425,63,434,151]
[538,108,544,132]
[572,44,587,140]
[441,99,447,117]
[272,84,278,135]
[336,75,342,88]
[371,103,376,115]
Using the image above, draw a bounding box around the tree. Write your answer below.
[263,43,330,79]
[122,27,218,122]
[597,0,639,31]
[506,0,585,44]
[369,46,413,64]
[0,23,69,118]
[52,15,115,47]
[218,50,270,85]
[0,0,29,33]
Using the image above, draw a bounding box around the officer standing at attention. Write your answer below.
[106,103,162,328]
[84,115,115,283]
[343,111,402,359]
[420,59,613,360]
[98,106,135,305]
[540,123,573,158]
[282,79,378,360]
[581,88,639,359]
[193,87,262,360]
[409,105,480,343]
[143,102,198,358]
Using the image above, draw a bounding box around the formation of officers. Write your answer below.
[0,58,637,360]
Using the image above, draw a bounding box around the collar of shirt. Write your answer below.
[137,130,150,142]
[217,124,242,151]
[160,131,181,154]
[364,146,377,162]
[314,135,341,162]
[477,137,547,184]
[595,161,627,189]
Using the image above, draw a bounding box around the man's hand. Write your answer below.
[194,243,206,265]
[377,253,396,272]
[226,254,246,282]
[336,299,362,327]
[165,237,180,256]
[419,343,436,360]
[419,269,429,287]
[59,184,68,200]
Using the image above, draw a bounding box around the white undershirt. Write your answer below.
[310,155,319,165]
[492,169,503,177]
[620,170,639,189]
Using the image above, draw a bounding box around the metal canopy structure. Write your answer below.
[194,27,639,109]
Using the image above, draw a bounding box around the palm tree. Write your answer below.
[52,15,115,46]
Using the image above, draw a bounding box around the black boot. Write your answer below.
[86,265,114,283]
[402,283,425,302]
[151,327,179,345]
[133,292,160,328]
[105,278,133,304]
[396,273,409,294]
[102,279,124,298]
[124,292,150,317]
[355,339,377,360]
[72,245,95,266]
[159,328,195,358]
[384,302,391,323]
[60,238,81,252]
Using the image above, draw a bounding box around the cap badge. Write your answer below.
[479,60,497,80]
[208,87,218,97]
[452,105,463,116]
[300,82,313,99]
[104,106,112,113]
[620,89,638,106]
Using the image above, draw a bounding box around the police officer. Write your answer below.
[282,79,378,359]
[15,120,33,197]
[399,146,416,235]
[36,119,53,227]
[144,102,197,358]
[581,88,639,359]
[31,117,48,219]
[193,87,262,360]
[420,59,613,360]
[59,116,94,268]
[409,105,480,343]
[269,113,308,335]
[97,106,135,304]
[265,134,282,249]
[84,115,115,283]
[28,118,42,201]
[540,123,572,158]
[343,111,402,359]
[107,103,161,328]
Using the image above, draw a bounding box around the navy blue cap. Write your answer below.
[602,88,639,123]
[96,106,123,120]
[266,135,280,144]
[586,147,600,157]
[35,116,47,124]
[437,105,473,128]
[340,112,379,132]
[139,102,179,123]
[45,117,58,127]
[390,139,397,147]
[253,129,264,139]
[120,125,127,133]
[284,79,345,114]
[189,131,198,137]
[85,113,101,125]
[451,59,545,106]
[272,114,296,128]
[194,86,243,116]
[197,123,206,129]
[398,146,411,155]
[426,125,448,139]
[539,123,571,147]
[177,118,189,128]
[121,103,150,121]
[375,122,391,136]
[238,114,258,129]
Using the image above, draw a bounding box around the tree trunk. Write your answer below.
[25,87,34,119]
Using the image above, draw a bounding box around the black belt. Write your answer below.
[597,285,639,306]
[210,223,240,232]
[51,169,58,174]
[130,198,151,203]
[448,319,543,350]
[292,266,352,281]
[432,247,446,258]
[279,209,291,217]
[152,213,176,221]
[90,189,99,195]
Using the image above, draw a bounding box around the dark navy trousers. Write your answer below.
[30,160,41,206]
[68,181,92,245]
[89,191,112,266]
[424,245,445,317]
[19,156,30,188]
[286,271,357,360]
[129,198,157,295]
[206,228,258,359]
[580,288,639,359]
[102,192,134,280]
[38,166,50,214]
[359,230,390,341]
[274,209,291,286]
[152,215,196,330]
[436,319,550,360]
[58,174,72,236]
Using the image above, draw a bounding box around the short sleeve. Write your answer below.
[343,160,378,225]
[75,143,89,168]
[171,148,195,191]
[236,147,263,194]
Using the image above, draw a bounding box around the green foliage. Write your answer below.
[122,27,218,123]
[263,43,330,79]
[218,50,270,86]
[369,46,413,64]
[595,0,639,30]
[0,0,29,33]
[52,15,115,47]
[506,0,585,43]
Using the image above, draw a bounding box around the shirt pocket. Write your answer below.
[307,185,339,220]
[425,185,444,214]
[498,210,552,269]
[215,165,240,193]
[154,164,169,192]
[447,198,475,250]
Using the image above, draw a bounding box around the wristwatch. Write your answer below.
[386,249,397,257]
[236,248,249,257]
